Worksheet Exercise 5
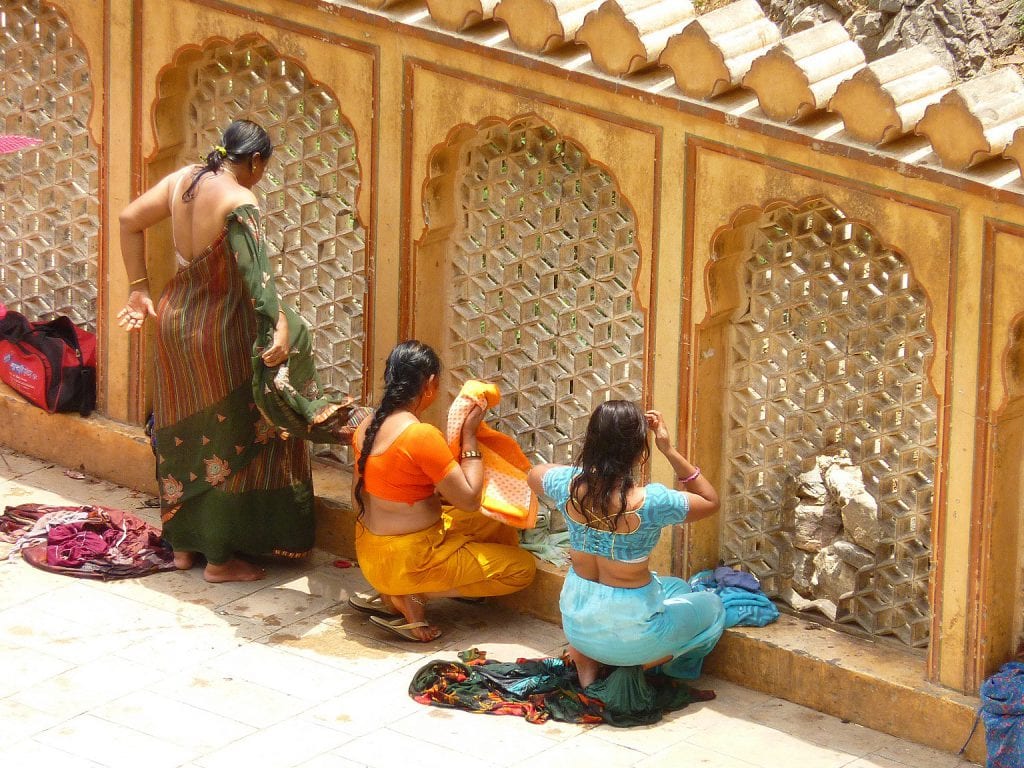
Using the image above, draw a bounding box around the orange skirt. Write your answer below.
[355,507,535,598]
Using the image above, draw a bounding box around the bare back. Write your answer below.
[353,413,446,537]
[168,166,257,263]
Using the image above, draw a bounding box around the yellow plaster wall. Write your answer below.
[7,0,1024,696]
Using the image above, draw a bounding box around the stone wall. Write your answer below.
[759,0,1021,79]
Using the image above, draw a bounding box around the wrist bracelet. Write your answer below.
[460,450,482,460]
[129,276,149,287]
[679,467,701,483]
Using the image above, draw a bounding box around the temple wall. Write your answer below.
[2,1,1023,721]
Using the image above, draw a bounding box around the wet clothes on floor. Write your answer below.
[2,503,175,579]
[409,648,715,727]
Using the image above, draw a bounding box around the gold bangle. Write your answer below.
[129,276,149,286]
[460,450,482,460]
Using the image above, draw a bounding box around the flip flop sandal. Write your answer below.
[369,615,441,642]
[348,590,401,618]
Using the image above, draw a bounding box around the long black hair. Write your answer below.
[182,119,273,201]
[355,340,442,517]
[569,400,649,530]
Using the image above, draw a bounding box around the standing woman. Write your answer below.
[527,401,725,687]
[117,119,348,583]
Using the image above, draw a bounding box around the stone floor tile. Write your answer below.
[591,705,705,755]
[870,739,975,768]
[8,655,164,718]
[193,718,354,768]
[520,732,649,767]
[303,672,434,737]
[198,640,369,701]
[0,560,65,609]
[0,445,50,476]
[216,576,344,628]
[0,737,106,768]
[0,697,66,741]
[332,727,501,768]
[158,668,315,729]
[747,698,896,756]
[114,619,249,671]
[36,713,198,768]
[390,704,562,766]
[262,610,429,678]
[637,741,762,767]
[0,644,75,697]
[295,751,371,768]
[684,719,857,768]
[0,599,118,664]
[92,689,255,752]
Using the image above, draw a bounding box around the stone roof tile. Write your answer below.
[744,21,865,123]
[574,0,696,77]
[659,0,780,100]
[494,0,603,54]
[426,0,502,32]
[829,45,953,146]
[917,68,1024,170]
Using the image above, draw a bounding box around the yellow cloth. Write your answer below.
[445,380,538,529]
[354,507,536,597]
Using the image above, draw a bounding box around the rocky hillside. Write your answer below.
[716,0,1023,80]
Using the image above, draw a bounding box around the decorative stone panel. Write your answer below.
[744,21,865,123]
[443,118,644,465]
[829,45,953,146]
[575,0,695,77]
[0,0,99,330]
[176,38,366,454]
[659,0,779,100]
[718,200,936,648]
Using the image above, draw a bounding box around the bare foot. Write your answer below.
[568,645,602,688]
[203,558,266,583]
[173,551,196,570]
[389,594,441,641]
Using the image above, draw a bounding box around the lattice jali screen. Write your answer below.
[718,201,936,648]
[445,119,645,465]
[178,40,366,419]
[0,0,99,330]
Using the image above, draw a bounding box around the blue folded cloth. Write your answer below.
[688,568,779,628]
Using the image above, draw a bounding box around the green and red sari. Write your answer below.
[153,205,350,563]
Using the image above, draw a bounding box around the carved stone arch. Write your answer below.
[414,114,646,465]
[150,34,368,440]
[0,0,99,330]
[697,197,938,649]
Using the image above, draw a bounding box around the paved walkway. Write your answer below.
[0,446,979,768]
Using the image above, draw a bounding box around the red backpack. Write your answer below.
[0,307,97,416]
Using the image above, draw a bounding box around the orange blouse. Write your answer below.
[354,421,459,503]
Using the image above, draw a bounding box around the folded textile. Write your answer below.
[446,380,538,529]
[689,567,779,628]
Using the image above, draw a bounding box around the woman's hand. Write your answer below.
[645,409,672,452]
[261,315,290,368]
[116,290,157,331]
[461,403,486,438]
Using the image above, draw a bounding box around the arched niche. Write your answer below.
[0,0,99,330]
[412,115,646,465]
[695,198,939,649]
[148,34,367,455]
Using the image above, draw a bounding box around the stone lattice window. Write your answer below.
[179,40,366,424]
[446,119,645,465]
[720,201,936,648]
[0,0,99,330]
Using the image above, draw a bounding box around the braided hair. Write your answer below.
[569,400,650,531]
[182,119,273,202]
[354,340,442,518]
